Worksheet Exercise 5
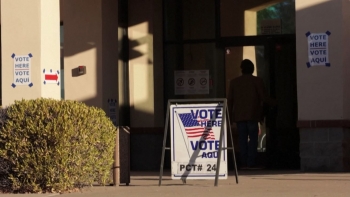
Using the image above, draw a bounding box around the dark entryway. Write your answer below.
[219,34,300,170]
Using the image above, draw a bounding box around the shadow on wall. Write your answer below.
[61,0,161,171]
[62,0,154,109]
[60,0,338,171]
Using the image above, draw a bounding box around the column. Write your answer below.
[1,0,61,106]
[296,0,350,172]
[63,0,130,184]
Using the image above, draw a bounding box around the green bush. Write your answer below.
[0,98,116,193]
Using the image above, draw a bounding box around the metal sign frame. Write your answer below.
[158,98,238,186]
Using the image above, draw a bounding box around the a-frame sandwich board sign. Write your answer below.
[159,98,238,186]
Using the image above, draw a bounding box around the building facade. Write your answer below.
[1,0,349,172]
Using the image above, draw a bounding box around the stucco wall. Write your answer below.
[296,0,345,120]
[1,0,60,106]
[63,0,118,115]
[128,0,163,128]
[342,0,350,120]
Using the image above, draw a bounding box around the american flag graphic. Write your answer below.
[178,113,215,140]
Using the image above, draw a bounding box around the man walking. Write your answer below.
[228,59,267,169]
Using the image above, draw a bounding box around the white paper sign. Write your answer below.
[306,31,331,67]
[13,55,31,85]
[174,70,209,95]
[260,19,281,35]
[43,69,60,85]
[170,103,227,180]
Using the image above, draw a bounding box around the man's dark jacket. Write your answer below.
[227,74,267,122]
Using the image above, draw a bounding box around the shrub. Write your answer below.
[0,98,116,193]
[0,108,12,192]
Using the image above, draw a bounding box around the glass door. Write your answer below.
[223,35,299,169]
[224,44,269,168]
[265,36,299,169]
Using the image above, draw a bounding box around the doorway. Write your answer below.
[221,34,299,169]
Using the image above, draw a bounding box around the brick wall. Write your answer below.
[299,128,350,172]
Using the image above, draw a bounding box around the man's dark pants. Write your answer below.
[237,121,259,167]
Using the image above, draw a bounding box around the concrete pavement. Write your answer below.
[2,170,350,197]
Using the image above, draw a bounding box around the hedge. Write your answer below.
[0,98,116,193]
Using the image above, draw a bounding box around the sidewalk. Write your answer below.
[2,170,350,197]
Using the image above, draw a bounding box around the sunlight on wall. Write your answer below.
[243,10,258,76]
[243,46,258,76]
[244,11,257,36]
[65,47,98,101]
[296,0,324,11]
[129,22,155,126]
[133,43,148,54]
[129,22,148,39]
[131,63,154,113]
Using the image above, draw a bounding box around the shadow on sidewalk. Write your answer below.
[131,169,301,178]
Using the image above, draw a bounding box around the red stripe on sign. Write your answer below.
[45,74,58,81]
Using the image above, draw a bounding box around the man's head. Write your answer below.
[240,59,254,74]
